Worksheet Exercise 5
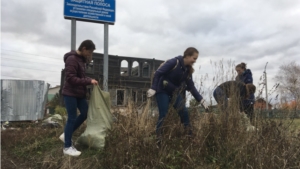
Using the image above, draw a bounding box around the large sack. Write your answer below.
[77,85,112,149]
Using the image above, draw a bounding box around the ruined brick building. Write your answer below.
[60,53,164,107]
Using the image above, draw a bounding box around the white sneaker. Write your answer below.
[63,146,81,157]
[246,125,257,132]
[59,133,65,143]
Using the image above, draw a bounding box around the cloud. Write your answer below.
[1,1,47,36]
[1,0,300,99]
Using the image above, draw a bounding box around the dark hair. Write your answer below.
[236,62,247,70]
[183,47,199,57]
[78,40,96,51]
[245,84,256,99]
[183,47,199,76]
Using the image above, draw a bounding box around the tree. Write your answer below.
[275,62,300,110]
[280,100,298,110]
[47,93,62,114]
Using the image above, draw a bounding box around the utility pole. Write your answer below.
[264,62,269,110]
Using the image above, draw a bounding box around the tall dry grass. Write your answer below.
[94,60,300,168]
[2,60,300,169]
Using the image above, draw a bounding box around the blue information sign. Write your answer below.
[64,0,115,24]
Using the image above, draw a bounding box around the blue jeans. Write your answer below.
[213,87,228,110]
[155,93,190,136]
[64,95,88,148]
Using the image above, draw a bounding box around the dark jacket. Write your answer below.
[62,50,92,98]
[219,81,246,97]
[235,69,253,84]
[151,56,203,102]
[218,81,247,111]
[235,69,254,104]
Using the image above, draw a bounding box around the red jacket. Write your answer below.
[62,51,92,98]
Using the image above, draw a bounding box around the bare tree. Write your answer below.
[275,62,300,109]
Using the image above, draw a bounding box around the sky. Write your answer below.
[1,0,300,105]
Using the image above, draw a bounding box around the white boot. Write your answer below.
[63,146,81,157]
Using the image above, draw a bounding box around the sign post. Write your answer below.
[64,0,115,91]
[71,19,76,50]
[103,23,109,91]
[64,0,115,24]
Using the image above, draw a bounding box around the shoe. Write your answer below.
[59,133,65,143]
[156,135,162,148]
[156,138,162,148]
[63,146,81,157]
[184,125,193,139]
[246,125,258,132]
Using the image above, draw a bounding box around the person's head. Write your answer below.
[183,47,199,75]
[245,83,256,99]
[235,62,247,75]
[77,40,96,61]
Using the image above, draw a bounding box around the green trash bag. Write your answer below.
[77,85,113,149]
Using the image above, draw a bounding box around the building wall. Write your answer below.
[254,101,273,110]
[108,88,149,106]
[1,80,49,121]
[48,87,60,101]
[60,53,164,107]
[48,87,60,95]
[84,53,164,89]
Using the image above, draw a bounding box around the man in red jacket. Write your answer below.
[59,40,98,157]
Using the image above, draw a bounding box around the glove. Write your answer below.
[200,99,209,112]
[147,89,156,98]
[163,80,168,88]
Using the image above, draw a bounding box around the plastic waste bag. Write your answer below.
[240,112,256,132]
[77,85,113,149]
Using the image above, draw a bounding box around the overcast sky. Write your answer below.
[1,0,300,104]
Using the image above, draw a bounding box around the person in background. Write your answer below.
[147,47,209,144]
[213,81,256,113]
[59,40,98,157]
[235,62,255,121]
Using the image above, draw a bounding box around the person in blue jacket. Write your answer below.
[235,62,255,121]
[147,47,209,141]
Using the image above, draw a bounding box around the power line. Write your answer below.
[1,53,63,62]
[1,65,61,72]
[2,49,40,56]
[1,57,64,66]
[1,75,60,84]
[1,53,63,61]
[1,50,64,60]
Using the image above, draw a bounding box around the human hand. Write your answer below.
[91,79,98,85]
[147,89,156,97]
[200,99,210,112]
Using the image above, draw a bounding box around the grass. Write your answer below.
[2,109,300,169]
[1,121,104,169]
[2,60,300,168]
